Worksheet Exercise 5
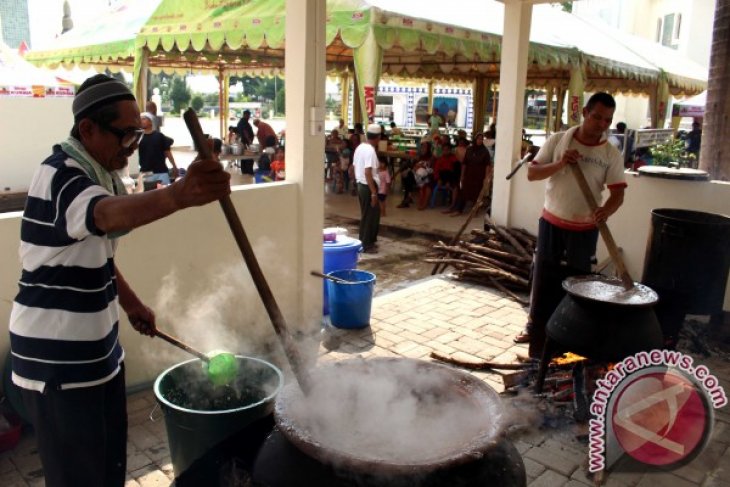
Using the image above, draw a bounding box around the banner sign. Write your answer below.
[671,104,704,118]
[0,85,75,97]
[570,95,581,124]
[633,129,675,149]
[364,85,376,119]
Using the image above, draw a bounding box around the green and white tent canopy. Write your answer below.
[25,0,706,96]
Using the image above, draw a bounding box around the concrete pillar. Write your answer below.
[285,0,326,336]
[491,1,532,226]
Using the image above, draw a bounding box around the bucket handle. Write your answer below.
[149,403,163,423]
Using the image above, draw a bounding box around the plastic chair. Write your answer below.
[429,184,452,208]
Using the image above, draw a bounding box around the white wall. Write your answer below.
[507,171,730,310]
[0,183,317,389]
[0,97,73,192]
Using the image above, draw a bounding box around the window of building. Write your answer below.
[658,13,680,50]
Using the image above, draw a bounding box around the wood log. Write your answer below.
[460,253,530,278]
[512,227,537,245]
[461,242,532,265]
[458,267,529,287]
[469,231,518,253]
[430,352,534,370]
[431,171,494,275]
[506,227,536,250]
[487,277,530,305]
[484,214,531,259]
[434,242,529,272]
[429,247,529,278]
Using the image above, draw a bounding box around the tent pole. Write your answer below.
[133,47,149,113]
[340,69,350,127]
[545,85,554,137]
[352,74,361,126]
[218,66,225,139]
[554,87,566,132]
[427,80,435,116]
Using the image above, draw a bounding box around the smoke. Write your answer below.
[152,264,277,359]
[141,251,321,379]
[277,357,505,468]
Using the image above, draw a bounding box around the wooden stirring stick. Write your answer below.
[183,109,311,394]
[154,329,209,362]
[569,163,634,290]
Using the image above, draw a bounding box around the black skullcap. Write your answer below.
[73,74,135,122]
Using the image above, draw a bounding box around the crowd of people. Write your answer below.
[325,121,496,218]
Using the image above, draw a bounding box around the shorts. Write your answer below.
[378,194,387,202]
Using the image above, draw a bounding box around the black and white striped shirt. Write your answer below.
[9,145,124,392]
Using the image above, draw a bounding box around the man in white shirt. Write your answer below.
[353,123,382,253]
[513,92,627,358]
[608,121,626,151]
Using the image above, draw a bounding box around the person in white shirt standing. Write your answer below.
[353,123,382,253]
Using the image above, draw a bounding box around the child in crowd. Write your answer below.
[227,126,240,145]
[270,147,286,181]
[431,143,458,208]
[377,159,391,217]
[397,160,416,208]
[339,140,352,194]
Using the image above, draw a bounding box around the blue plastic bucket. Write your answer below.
[326,270,376,329]
[322,236,362,314]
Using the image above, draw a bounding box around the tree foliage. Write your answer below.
[191,95,205,113]
[170,76,191,114]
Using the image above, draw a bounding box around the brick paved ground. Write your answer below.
[2,275,729,486]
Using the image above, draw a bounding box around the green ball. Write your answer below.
[206,353,239,386]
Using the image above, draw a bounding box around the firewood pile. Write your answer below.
[426,216,536,304]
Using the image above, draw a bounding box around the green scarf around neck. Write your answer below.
[60,136,129,239]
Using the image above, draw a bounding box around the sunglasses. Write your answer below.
[100,124,145,148]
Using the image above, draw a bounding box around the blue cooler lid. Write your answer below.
[323,235,362,252]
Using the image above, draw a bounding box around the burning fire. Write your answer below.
[550,352,588,366]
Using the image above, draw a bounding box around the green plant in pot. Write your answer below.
[649,139,696,168]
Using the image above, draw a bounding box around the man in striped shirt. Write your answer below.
[8,74,230,486]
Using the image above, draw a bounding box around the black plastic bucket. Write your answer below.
[153,356,283,479]
[642,209,730,315]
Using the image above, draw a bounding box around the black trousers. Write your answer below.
[357,183,380,248]
[21,365,128,487]
[527,218,598,358]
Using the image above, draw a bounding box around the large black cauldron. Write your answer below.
[546,276,664,362]
[254,357,526,487]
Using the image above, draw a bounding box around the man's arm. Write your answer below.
[364,167,378,207]
[594,185,625,223]
[116,266,155,336]
[164,149,179,178]
[93,157,230,234]
[527,149,581,181]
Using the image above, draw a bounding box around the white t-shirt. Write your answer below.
[533,130,626,229]
[353,142,380,187]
